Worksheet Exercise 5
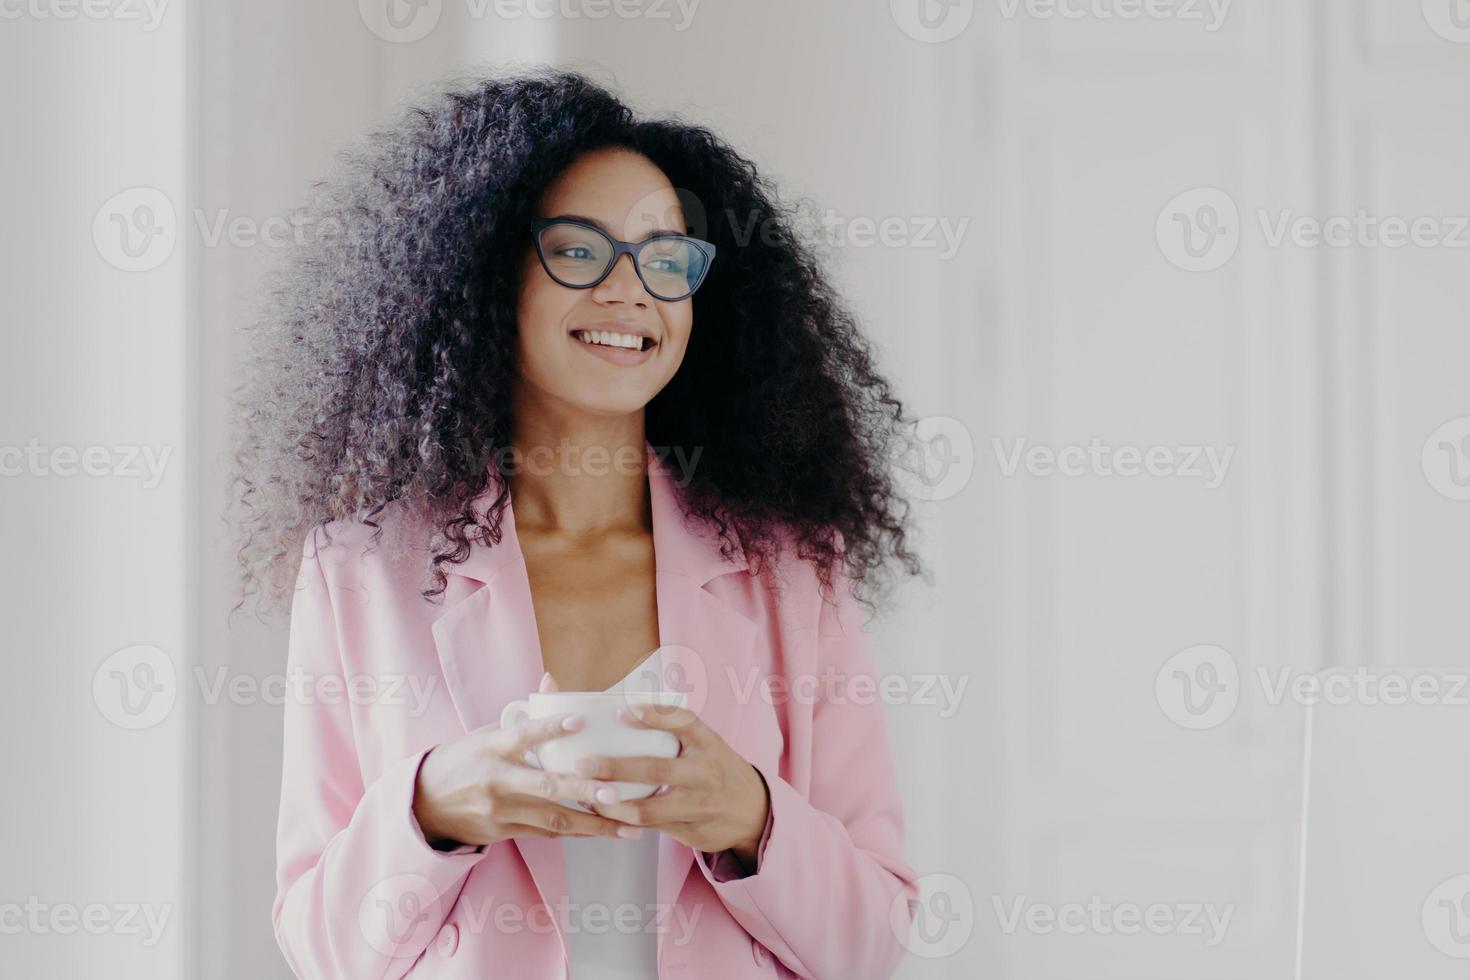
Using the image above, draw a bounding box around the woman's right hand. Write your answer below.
[412,711,639,848]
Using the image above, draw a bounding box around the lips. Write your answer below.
[573,329,655,352]
[570,321,658,352]
[568,330,657,366]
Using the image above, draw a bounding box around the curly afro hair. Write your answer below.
[228,65,925,621]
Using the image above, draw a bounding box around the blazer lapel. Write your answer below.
[428,443,760,967]
[427,482,576,952]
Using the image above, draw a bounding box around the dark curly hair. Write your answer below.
[228,65,926,621]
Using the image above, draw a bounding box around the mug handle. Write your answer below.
[498,699,542,769]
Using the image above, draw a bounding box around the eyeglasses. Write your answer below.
[530,217,716,302]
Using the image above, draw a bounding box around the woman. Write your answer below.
[231,67,925,980]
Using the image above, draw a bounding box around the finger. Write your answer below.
[591,791,695,829]
[502,823,562,839]
[503,819,614,840]
[573,754,700,788]
[500,800,645,839]
[618,703,710,748]
[500,712,584,756]
[498,764,624,808]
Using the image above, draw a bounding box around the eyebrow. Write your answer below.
[548,213,687,241]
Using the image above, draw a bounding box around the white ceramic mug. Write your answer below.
[499,690,687,811]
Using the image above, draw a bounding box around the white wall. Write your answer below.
[1,3,190,978]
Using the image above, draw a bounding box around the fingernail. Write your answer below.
[596,787,619,804]
[617,826,643,839]
[561,714,584,731]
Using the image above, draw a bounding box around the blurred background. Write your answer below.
[5,0,1470,977]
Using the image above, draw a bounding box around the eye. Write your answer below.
[645,256,688,273]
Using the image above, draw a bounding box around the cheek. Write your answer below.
[517,279,576,362]
[663,307,695,358]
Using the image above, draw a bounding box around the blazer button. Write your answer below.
[751,938,771,968]
[437,923,460,958]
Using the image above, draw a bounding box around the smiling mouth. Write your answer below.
[571,328,656,352]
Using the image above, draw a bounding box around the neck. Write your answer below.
[505,409,650,535]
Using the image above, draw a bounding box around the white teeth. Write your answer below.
[576,330,645,350]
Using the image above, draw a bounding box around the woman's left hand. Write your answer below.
[575,702,771,869]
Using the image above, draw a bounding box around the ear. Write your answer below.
[539,671,561,693]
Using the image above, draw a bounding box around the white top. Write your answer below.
[562,648,665,979]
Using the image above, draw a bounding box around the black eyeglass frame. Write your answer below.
[529,217,717,302]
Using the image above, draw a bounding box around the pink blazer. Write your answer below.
[272,444,919,979]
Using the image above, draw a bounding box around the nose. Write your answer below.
[590,252,651,306]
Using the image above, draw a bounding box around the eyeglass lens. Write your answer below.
[537,221,708,299]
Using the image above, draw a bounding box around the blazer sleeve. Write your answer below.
[271,528,484,980]
[693,571,920,980]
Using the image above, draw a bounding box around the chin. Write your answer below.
[561,389,656,418]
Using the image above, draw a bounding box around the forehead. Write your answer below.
[537,148,687,239]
